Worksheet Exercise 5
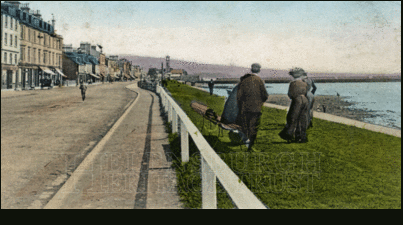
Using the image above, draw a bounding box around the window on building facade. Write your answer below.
[4,53,7,64]
[4,33,7,46]
[21,26,24,39]
[15,54,17,65]
[10,35,13,48]
[11,18,13,31]
[33,48,36,63]
[28,47,31,63]
[9,53,12,64]
[15,20,18,31]
[15,35,17,47]
[44,52,47,64]
[38,49,41,63]
[34,31,36,43]
[21,47,25,61]
[28,28,30,41]
[5,16,8,28]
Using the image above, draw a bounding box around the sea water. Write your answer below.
[203,82,401,130]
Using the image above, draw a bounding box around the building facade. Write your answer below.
[1,2,64,90]
[1,5,21,89]
[63,52,100,83]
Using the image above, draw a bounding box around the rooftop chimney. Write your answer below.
[33,10,41,19]
[51,14,55,29]
[20,3,30,12]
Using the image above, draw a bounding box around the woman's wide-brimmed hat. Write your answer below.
[289,67,307,78]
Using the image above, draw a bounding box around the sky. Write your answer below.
[10,1,402,74]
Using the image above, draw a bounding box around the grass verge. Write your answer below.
[163,80,401,209]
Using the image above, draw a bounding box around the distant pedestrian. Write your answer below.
[208,79,215,95]
[79,79,87,101]
[279,68,310,143]
[236,63,269,151]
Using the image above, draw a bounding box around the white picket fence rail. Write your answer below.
[156,85,267,209]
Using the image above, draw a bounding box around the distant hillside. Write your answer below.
[119,54,401,79]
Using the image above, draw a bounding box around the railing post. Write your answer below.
[180,118,189,162]
[202,157,217,209]
[163,94,167,112]
[172,109,178,133]
[162,92,165,110]
[168,101,172,123]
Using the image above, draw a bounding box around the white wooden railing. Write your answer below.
[156,85,268,209]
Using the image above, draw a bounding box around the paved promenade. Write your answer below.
[44,84,182,209]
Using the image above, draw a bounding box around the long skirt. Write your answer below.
[286,95,309,138]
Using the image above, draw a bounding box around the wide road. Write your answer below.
[1,82,137,209]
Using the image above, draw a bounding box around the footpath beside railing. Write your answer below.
[156,84,268,209]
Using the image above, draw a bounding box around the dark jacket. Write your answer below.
[287,80,308,100]
[79,83,87,91]
[237,74,269,113]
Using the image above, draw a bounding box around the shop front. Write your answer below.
[39,67,57,88]
[20,67,39,90]
[55,68,67,86]
[1,65,18,90]
[89,73,100,83]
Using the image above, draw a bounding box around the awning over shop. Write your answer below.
[40,67,56,75]
[55,69,67,77]
[114,74,120,78]
[124,74,131,79]
[89,73,100,79]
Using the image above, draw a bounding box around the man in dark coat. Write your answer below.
[236,63,269,151]
[208,79,215,95]
[279,68,310,143]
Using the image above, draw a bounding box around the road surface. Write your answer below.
[1,82,138,208]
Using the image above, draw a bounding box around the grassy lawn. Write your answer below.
[163,80,401,209]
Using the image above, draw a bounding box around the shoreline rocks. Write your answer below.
[266,94,401,130]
